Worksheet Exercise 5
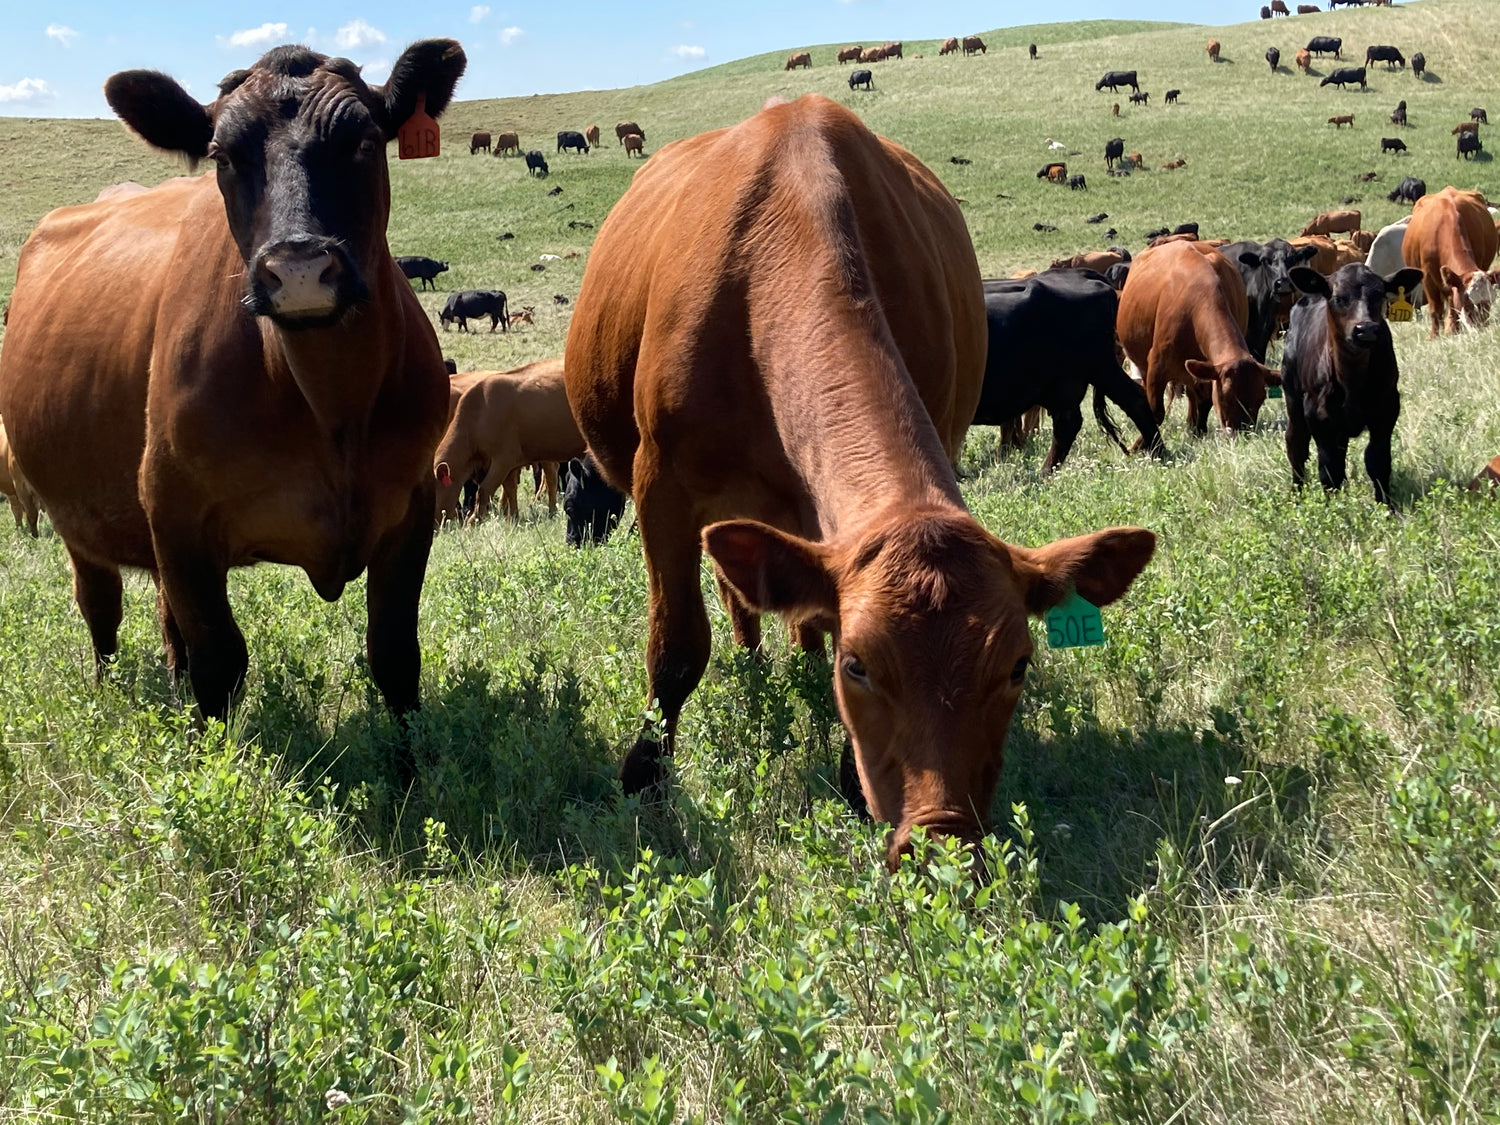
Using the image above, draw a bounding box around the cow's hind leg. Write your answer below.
[1041,403,1082,474]
[153,575,187,687]
[621,458,712,798]
[69,550,123,674]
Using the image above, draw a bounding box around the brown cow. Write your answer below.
[785,51,812,70]
[1051,251,1126,272]
[839,45,865,63]
[861,47,885,63]
[623,132,645,157]
[0,41,465,744]
[1118,240,1280,433]
[1453,121,1480,136]
[883,41,903,59]
[1296,48,1312,73]
[1288,235,1341,274]
[1113,103,1121,117]
[470,130,490,154]
[433,358,584,524]
[584,124,601,148]
[939,38,959,56]
[1470,455,1500,491]
[1349,229,1376,253]
[1128,151,1144,168]
[963,36,987,56]
[616,121,644,144]
[1301,209,1361,237]
[0,418,41,537]
[1297,3,1319,12]
[1162,158,1187,170]
[1207,38,1221,62]
[1328,115,1354,128]
[1402,186,1498,335]
[493,130,520,156]
[565,94,1154,868]
[1272,0,1291,13]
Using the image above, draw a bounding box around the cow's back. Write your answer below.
[0,177,213,568]
[566,95,985,496]
[1406,187,1496,272]
[1119,241,1247,355]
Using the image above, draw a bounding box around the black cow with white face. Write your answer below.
[1281,263,1424,505]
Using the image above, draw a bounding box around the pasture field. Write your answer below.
[3,1,1500,1120]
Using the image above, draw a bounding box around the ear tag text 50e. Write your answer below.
[1045,591,1105,649]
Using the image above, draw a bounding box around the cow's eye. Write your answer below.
[207,141,230,167]
[841,653,869,686]
[1011,655,1030,684]
[356,137,380,159]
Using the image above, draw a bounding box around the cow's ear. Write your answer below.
[378,39,467,138]
[1385,267,1424,297]
[1293,245,1320,265]
[1010,527,1157,616]
[435,461,453,487]
[104,70,212,162]
[1237,251,1263,270]
[1289,267,1331,297]
[704,520,838,619]
[1184,359,1219,384]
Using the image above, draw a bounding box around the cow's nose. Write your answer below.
[255,243,342,317]
[886,814,983,871]
[1351,322,1380,344]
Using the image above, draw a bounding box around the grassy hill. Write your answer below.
[3,1,1500,1121]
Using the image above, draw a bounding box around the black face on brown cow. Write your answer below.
[1290,264,1425,351]
[104,40,465,329]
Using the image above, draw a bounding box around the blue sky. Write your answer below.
[4,1,1268,119]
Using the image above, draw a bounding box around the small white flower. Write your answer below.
[325,1088,352,1111]
[1224,775,1242,786]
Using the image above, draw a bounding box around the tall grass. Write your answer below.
[2,0,1500,1120]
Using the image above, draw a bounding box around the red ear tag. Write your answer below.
[398,92,440,159]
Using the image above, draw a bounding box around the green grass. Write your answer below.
[3,0,1500,1120]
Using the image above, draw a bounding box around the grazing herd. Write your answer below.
[0,16,1497,870]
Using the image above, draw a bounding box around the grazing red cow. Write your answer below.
[883,41,903,59]
[839,45,865,63]
[0,418,41,537]
[584,124,601,148]
[0,41,465,746]
[1272,0,1291,13]
[1297,4,1319,12]
[433,358,584,524]
[616,121,644,144]
[1118,240,1280,433]
[1207,38,1221,62]
[860,47,884,63]
[1452,121,1480,136]
[623,132,645,157]
[1301,209,1361,237]
[939,38,959,56]
[1162,158,1187,170]
[470,130,491,154]
[1296,48,1312,73]
[565,94,1155,868]
[963,36,987,56]
[493,130,520,156]
[1402,186,1498,335]
[785,51,812,70]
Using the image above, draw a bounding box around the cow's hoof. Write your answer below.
[620,738,669,799]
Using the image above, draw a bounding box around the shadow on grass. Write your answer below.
[1418,70,1442,84]
[991,711,1313,919]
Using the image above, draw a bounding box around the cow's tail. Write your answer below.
[1092,385,1129,454]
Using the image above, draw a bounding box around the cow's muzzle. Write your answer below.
[248,238,359,324]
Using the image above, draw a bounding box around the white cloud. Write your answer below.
[499,26,523,46]
[469,5,491,23]
[671,44,706,59]
[362,59,390,82]
[45,24,78,47]
[0,77,54,104]
[221,22,288,50]
[334,19,386,50]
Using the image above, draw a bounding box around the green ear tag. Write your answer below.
[1267,384,1283,399]
[1045,591,1105,649]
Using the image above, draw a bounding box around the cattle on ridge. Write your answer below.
[564,93,1155,869]
[786,51,812,70]
[494,130,520,156]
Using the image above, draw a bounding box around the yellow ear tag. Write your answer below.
[1388,287,1415,323]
